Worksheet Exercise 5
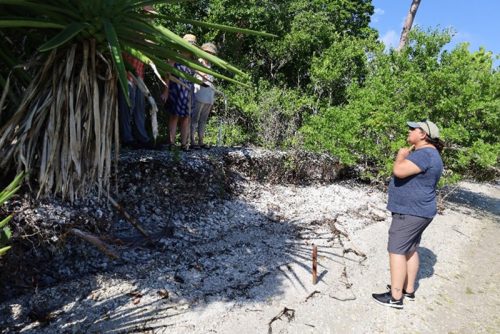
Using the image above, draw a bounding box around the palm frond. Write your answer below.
[39,22,88,52]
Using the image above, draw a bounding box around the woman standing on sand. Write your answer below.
[190,42,217,150]
[372,120,444,309]
[161,34,197,151]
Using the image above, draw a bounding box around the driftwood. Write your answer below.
[106,193,150,239]
[69,228,119,259]
[268,307,295,334]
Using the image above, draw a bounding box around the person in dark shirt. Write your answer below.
[373,120,444,309]
[118,54,152,149]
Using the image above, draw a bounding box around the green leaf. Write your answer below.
[1,172,24,195]
[0,246,11,256]
[0,215,12,229]
[0,19,64,29]
[0,0,79,18]
[0,187,20,205]
[2,226,11,239]
[0,173,23,204]
[102,18,130,105]
[152,24,245,76]
[39,22,88,52]
[124,43,249,87]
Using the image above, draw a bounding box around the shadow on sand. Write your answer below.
[415,246,437,291]
[444,186,500,217]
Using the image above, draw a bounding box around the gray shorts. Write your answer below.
[388,213,433,255]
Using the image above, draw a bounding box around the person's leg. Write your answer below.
[390,252,407,300]
[197,103,212,146]
[179,116,190,147]
[118,85,134,144]
[131,85,150,144]
[190,102,202,146]
[405,249,419,293]
[168,114,179,145]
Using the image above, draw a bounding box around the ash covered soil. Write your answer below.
[0,147,499,334]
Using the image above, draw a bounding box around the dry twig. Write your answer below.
[106,194,150,239]
[305,290,321,302]
[268,307,295,334]
[69,228,119,259]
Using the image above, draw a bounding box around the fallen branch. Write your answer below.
[268,307,295,334]
[305,290,320,302]
[343,248,367,263]
[69,228,119,259]
[329,293,356,302]
[106,193,150,239]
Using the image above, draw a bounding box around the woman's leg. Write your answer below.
[404,249,419,293]
[191,102,202,145]
[197,103,212,145]
[390,253,407,300]
[179,116,190,147]
[168,114,178,145]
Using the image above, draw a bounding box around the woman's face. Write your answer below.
[407,127,426,144]
[181,50,193,59]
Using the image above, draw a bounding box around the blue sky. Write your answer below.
[370,0,499,64]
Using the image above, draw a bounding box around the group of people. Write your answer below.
[118,34,216,152]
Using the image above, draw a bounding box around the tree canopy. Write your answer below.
[157,0,499,182]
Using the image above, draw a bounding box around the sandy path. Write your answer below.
[183,182,500,334]
[1,181,498,333]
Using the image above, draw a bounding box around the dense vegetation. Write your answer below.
[158,0,499,183]
[0,0,498,196]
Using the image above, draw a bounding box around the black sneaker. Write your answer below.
[386,284,415,301]
[372,292,403,309]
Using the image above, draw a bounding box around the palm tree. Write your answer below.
[0,0,272,201]
[397,0,421,51]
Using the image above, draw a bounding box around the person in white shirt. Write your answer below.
[190,42,217,149]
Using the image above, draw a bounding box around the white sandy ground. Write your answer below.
[2,181,499,333]
[165,181,500,334]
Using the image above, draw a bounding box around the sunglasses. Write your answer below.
[408,120,432,138]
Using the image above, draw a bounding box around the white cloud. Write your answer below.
[372,8,385,23]
[380,30,399,50]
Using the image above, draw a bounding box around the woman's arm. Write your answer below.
[393,147,422,178]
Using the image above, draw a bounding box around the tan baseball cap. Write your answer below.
[407,120,440,139]
[182,34,197,45]
[201,42,217,54]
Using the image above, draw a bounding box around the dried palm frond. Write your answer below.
[1,42,118,200]
[0,0,273,200]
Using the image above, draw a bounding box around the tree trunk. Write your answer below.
[397,0,421,51]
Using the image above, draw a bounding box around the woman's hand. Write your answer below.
[160,90,168,103]
[393,146,421,178]
[396,147,412,160]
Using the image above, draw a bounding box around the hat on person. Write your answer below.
[201,42,218,55]
[407,120,440,139]
[182,34,197,45]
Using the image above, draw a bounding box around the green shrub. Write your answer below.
[301,28,499,182]
[0,173,24,257]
